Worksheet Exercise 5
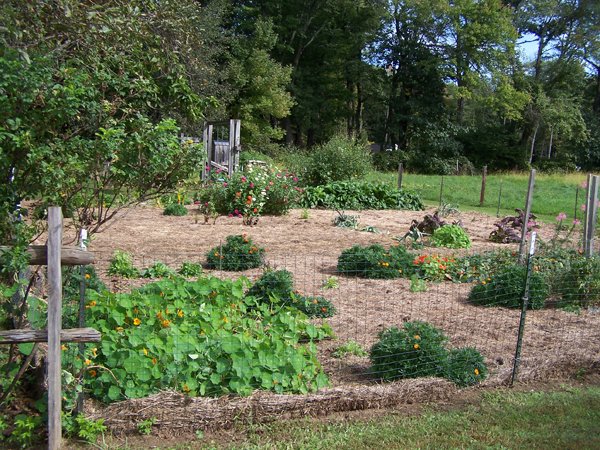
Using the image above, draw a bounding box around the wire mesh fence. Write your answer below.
[54,244,600,417]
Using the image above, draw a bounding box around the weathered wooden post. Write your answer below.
[496,179,503,217]
[479,165,487,207]
[518,169,536,264]
[584,175,599,257]
[397,162,404,190]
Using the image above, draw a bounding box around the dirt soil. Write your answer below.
[63,205,600,436]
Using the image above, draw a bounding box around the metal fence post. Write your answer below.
[76,228,88,414]
[511,231,537,387]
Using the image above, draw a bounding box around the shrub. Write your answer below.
[107,250,140,278]
[178,262,203,278]
[63,266,106,300]
[163,203,188,216]
[83,277,331,401]
[206,234,264,271]
[332,340,368,358]
[337,244,415,279]
[304,135,372,186]
[301,181,423,211]
[413,254,457,282]
[247,270,336,318]
[372,150,405,172]
[468,264,548,309]
[449,249,516,283]
[557,256,600,308]
[370,321,448,380]
[141,262,176,279]
[444,347,488,387]
[431,225,471,249]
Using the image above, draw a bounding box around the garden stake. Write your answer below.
[518,169,536,264]
[511,231,536,387]
[496,179,503,218]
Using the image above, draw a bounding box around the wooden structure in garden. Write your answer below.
[0,207,100,450]
[201,119,241,180]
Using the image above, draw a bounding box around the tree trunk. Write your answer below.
[529,124,539,164]
[548,126,554,159]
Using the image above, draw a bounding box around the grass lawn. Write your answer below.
[217,385,600,449]
[366,171,591,224]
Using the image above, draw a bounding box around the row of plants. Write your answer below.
[337,242,600,310]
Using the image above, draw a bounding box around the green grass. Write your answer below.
[366,171,589,223]
[221,386,600,449]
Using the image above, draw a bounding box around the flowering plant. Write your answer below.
[413,254,456,281]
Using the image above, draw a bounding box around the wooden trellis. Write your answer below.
[0,207,100,450]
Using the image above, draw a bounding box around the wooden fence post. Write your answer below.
[584,175,599,257]
[397,163,404,190]
[518,169,536,264]
[479,165,487,207]
[47,206,63,450]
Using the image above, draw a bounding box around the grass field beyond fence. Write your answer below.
[368,171,591,224]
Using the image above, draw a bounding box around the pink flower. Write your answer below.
[556,212,567,222]
[216,168,222,174]
[293,177,299,182]
[234,209,239,214]
[204,202,209,206]
[194,201,200,205]
[573,219,581,225]
[223,182,228,187]
[581,204,587,212]
[269,181,274,186]
[241,176,247,182]
[228,213,233,217]
[249,183,254,188]
[581,181,588,189]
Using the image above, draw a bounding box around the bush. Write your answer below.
[63,266,106,300]
[337,244,415,279]
[83,277,331,401]
[163,203,188,216]
[301,181,423,211]
[372,150,406,172]
[178,262,203,278]
[444,347,488,387]
[247,269,336,318]
[468,264,548,309]
[107,250,140,278]
[557,256,600,308]
[431,225,471,249]
[370,321,448,380]
[141,262,176,279]
[304,135,372,186]
[206,234,264,271]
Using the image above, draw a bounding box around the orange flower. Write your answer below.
[235,191,242,198]
[414,335,420,340]
[88,369,97,377]
[152,357,157,365]
[413,344,420,350]
[253,208,258,213]
[86,300,97,308]
[85,273,91,280]
[61,344,68,351]
[161,319,170,328]
[84,359,92,365]
[183,384,190,393]
[156,311,163,320]
[133,318,141,326]
[474,368,480,376]
[321,307,327,313]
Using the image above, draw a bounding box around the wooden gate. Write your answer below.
[202,119,241,179]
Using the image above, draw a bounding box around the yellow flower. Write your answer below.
[481,281,487,285]
[413,343,420,350]
[177,309,184,318]
[161,319,170,328]
[223,316,228,323]
[143,348,148,356]
[61,344,68,351]
[86,300,97,308]
[84,359,92,366]
[116,326,124,332]
[414,335,420,340]
[85,273,91,280]
[156,311,163,320]
[133,318,141,326]
[183,384,190,393]
[91,347,97,357]
[474,368,480,376]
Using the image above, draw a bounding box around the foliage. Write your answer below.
[201,166,302,225]
[247,270,336,318]
[301,181,423,211]
[332,340,368,358]
[300,209,310,220]
[333,211,359,229]
[431,225,471,249]
[322,276,339,290]
[141,262,176,279]
[468,264,548,309]
[444,347,488,387]
[72,415,107,444]
[178,262,203,278]
[407,212,447,236]
[84,277,330,401]
[337,244,415,279]
[449,249,517,283]
[303,136,373,186]
[63,266,107,301]
[107,250,140,279]
[413,254,457,282]
[137,417,156,436]
[489,209,539,244]
[206,235,265,271]
[409,276,428,293]
[370,322,448,381]
[557,256,600,308]
[6,414,41,448]
[163,204,189,217]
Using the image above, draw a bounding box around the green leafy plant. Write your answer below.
[7,414,41,448]
[178,262,203,278]
[294,295,336,318]
[412,254,457,282]
[444,347,488,387]
[73,415,107,444]
[556,256,600,308]
[137,417,156,436]
[83,277,331,401]
[468,264,548,309]
[322,276,339,289]
[163,203,189,216]
[301,181,423,211]
[332,340,368,358]
[63,266,107,301]
[333,211,359,229]
[337,244,415,279]
[141,262,176,279]
[107,250,140,278]
[370,321,448,381]
[431,225,471,249]
[206,234,265,271]
[300,208,310,220]
[410,275,428,292]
